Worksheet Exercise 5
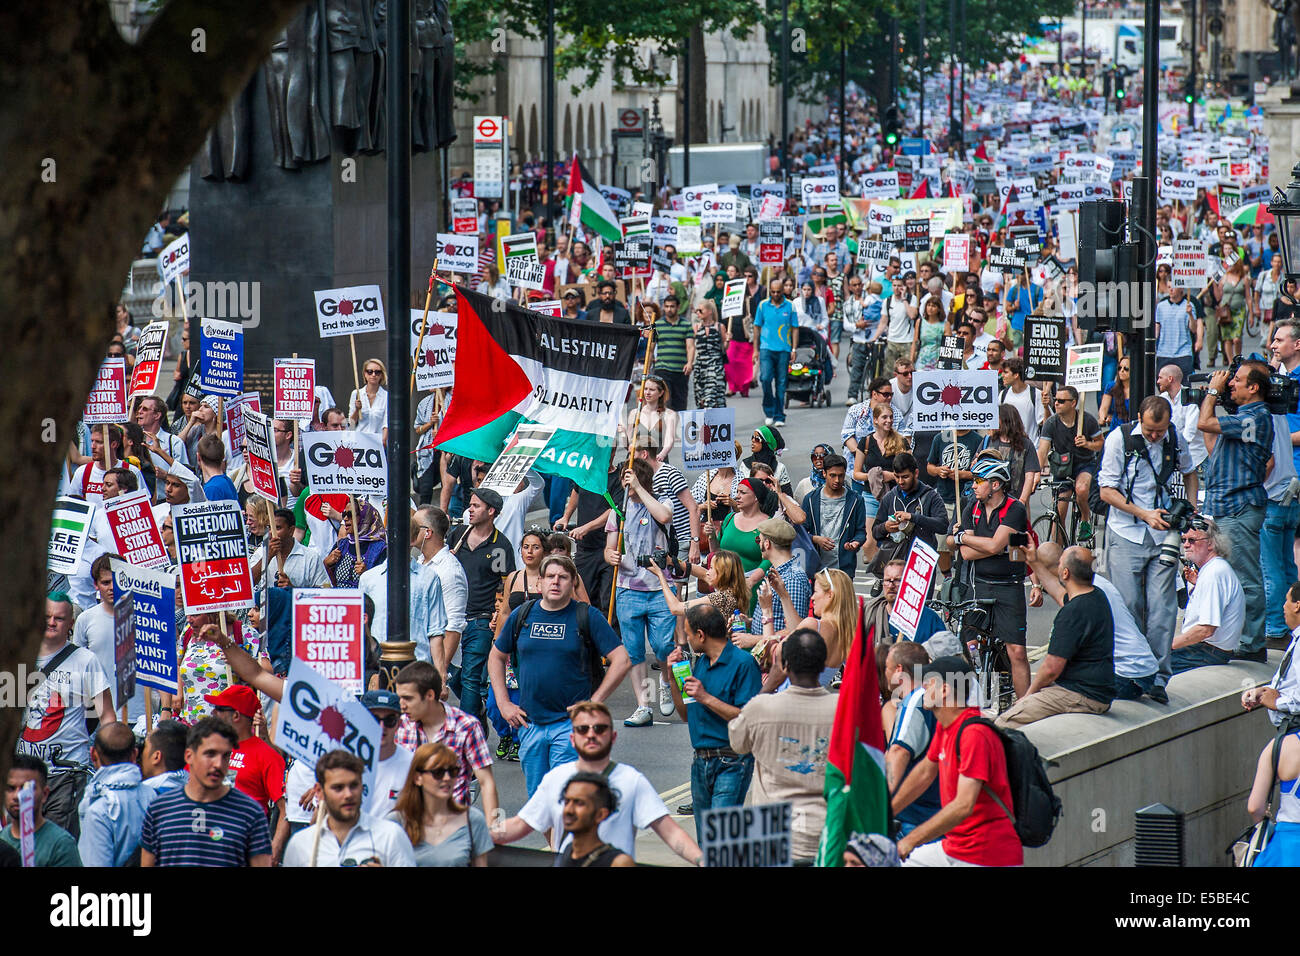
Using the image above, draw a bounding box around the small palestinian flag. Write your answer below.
[909,178,931,199]
[567,155,622,244]
[435,288,639,492]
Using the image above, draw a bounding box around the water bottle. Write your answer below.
[731,609,746,635]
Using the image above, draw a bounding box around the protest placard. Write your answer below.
[943,234,970,272]
[911,370,999,431]
[701,193,740,225]
[722,279,746,319]
[436,234,479,275]
[412,309,457,392]
[48,497,93,575]
[278,658,380,795]
[888,539,940,640]
[676,215,703,255]
[938,335,965,370]
[1023,316,1067,383]
[1159,170,1198,201]
[242,409,279,504]
[756,195,785,221]
[159,233,190,285]
[681,409,737,470]
[303,431,388,496]
[315,284,386,337]
[681,183,719,215]
[800,176,839,208]
[111,558,179,695]
[860,170,900,199]
[451,197,478,234]
[758,221,785,264]
[1065,343,1104,392]
[130,321,169,398]
[273,359,315,421]
[1172,239,1207,289]
[84,357,127,424]
[480,424,557,497]
[18,781,35,867]
[986,246,1027,270]
[113,592,136,708]
[620,215,650,237]
[750,182,786,205]
[224,391,260,463]
[198,318,243,396]
[293,589,366,695]
[699,802,792,867]
[903,219,930,252]
[173,500,255,614]
[104,490,170,570]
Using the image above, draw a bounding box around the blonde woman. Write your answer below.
[620,374,678,461]
[388,742,493,867]
[349,357,389,438]
[853,403,909,549]
[756,567,856,690]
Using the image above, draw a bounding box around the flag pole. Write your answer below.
[609,325,658,622]
[410,265,438,397]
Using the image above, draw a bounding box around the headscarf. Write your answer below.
[745,425,784,472]
[340,498,386,545]
[738,477,777,517]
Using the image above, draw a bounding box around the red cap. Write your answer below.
[204,684,260,718]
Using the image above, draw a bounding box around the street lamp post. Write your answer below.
[1269,163,1300,281]
[545,0,555,224]
[781,0,790,198]
[1136,0,1160,405]
[918,0,926,137]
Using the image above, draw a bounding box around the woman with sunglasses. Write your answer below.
[389,742,493,866]
[324,497,388,587]
[691,299,728,409]
[349,358,389,438]
[621,375,678,463]
[1097,359,1132,431]
[754,567,855,690]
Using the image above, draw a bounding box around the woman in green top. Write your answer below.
[1215,257,1252,365]
[707,478,779,604]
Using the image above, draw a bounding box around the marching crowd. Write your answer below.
[10,62,1300,869]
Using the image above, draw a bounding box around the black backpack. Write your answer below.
[955,716,1061,848]
[510,599,606,695]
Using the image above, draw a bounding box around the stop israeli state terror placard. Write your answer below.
[314,284,386,338]
[84,357,127,424]
[293,589,365,696]
[104,490,170,569]
[303,431,388,496]
[911,369,999,432]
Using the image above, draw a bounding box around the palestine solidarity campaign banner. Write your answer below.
[435,288,639,492]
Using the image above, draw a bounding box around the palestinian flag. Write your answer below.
[567,155,622,244]
[909,178,931,199]
[435,287,638,492]
[816,595,890,866]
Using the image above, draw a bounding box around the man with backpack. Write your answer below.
[490,554,630,795]
[1098,396,1198,702]
[891,656,1023,866]
[996,547,1115,728]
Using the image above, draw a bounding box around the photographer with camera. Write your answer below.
[1197,361,1275,662]
[1098,395,1198,702]
[1171,516,1245,673]
[949,457,1031,699]
[604,458,678,728]
[1266,321,1300,644]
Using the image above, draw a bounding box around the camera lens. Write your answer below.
[1157,529,1182,567]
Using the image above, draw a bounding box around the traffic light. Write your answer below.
[883,104,901,146]
[1184,76,1195,104]
[1114,69,1125,101]
[1078,200,1129,333]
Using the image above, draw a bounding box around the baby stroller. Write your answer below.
[785,326,832,409]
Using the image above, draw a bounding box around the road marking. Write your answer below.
[658,781,692,803]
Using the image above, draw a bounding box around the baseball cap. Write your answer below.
[471,487,504,513]
[755,517,796,547]
[921,655,975,683]
[562,289,581,299]
[360,689,400,713]
[204,684,260,718]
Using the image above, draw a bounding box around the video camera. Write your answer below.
[1185,355,1300,415]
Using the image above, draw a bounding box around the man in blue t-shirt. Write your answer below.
[490,555,630,795]
[752,278,797,427]
[196,434,238,501]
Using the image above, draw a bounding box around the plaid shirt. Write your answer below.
[751,556,812,635]
[1203,401,1272,517]
[395,704,492,805]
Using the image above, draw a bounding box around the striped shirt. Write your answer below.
[1154,297,1195,357]
[1203,401,1273,516]
[652,316,694,373]
[395,704,492,806]
[652,462,693,548]
[140,786,271,866]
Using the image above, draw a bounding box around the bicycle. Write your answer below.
[926,597,1016,716]
[1033,476,1101,548]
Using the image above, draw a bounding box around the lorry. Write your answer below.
[1024,16,1184,71]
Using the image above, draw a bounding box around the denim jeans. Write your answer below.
[1215,504,1267,654]
[759,349,790,420]
[1114,673,1156,700]
[1170,642,1233,674]
[453,618,493,720]
[690,752,755,811]
[616,587,677,665]
[847,341,872,401]
[1262,499,1300,637]
[547,475,574,525]
[519,718,577,796]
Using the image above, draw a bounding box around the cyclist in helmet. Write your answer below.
[949,455,1031,698]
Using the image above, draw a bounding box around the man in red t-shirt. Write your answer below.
[206,685,290,863]
[890,656,1023,867]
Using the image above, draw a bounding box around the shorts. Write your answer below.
[966,579,1027,647]
[829,319,844,345]
[1056,459,1097,485]
[862,491,880,519]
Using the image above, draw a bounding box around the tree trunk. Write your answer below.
[0,0,310,784]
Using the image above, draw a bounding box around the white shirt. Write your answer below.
[885,294,916,343]
[71,605,121,706]
[518,760,670,859]
[1095,575,1159,679]
[919,289,954,316]
[280,540,331,589]
[285,759,317,824]
[349,387,388,436]
[1184,556,1245,652]
[425,546,468,636]
[1098,422,1193,546]
[1162,388,1209,469]
[468,471,543,560]
[1268,624,1300,727]
[282,816,416,867]
[890,378,914,433]
[364,746,414,821]
[143,428,190,481]
[1000,383,1043,446]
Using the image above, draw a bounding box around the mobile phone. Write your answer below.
[1009,532,1029,547]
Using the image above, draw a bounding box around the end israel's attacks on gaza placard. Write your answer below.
[911,370,999,432]
[435,287,639,493]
